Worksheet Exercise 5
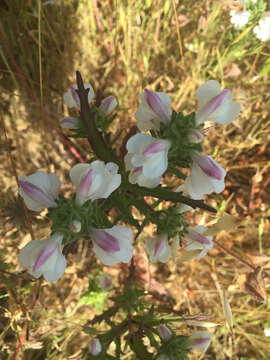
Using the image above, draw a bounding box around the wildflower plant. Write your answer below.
[17,71,242,359]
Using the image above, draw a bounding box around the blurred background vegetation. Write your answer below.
[0,0,270,359]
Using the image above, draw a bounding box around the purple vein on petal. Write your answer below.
[32,242,57,272]
[94,230,120,253]
[77,169,94,197]
[143,141,167,156]
[19,180,56,207]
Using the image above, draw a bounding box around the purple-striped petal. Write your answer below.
[19,180,56,207]
[192,152,223,180]
[77,169,94,197]
[154,236,165,256]
[60,117,78,129]
[94,230,120,253]
[32,241,58,272]
[189,229,211,245]
[143,140,167,156]
[100,95,117,114]
[70,86,80,107]
[144,89,170,122]
[201,90,229,118]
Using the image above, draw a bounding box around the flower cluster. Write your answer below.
[131,81,240,264]
[18,78,240,302]
[18,161,133,282]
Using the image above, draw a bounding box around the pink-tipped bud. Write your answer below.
[158,324,172,340]
[144,89,170,123]
[69,220,81,233]
[60,117,79,129]
[188,129,204,143]
[89,338,101,356]
[99,95,117,115]
[70,86,80,107]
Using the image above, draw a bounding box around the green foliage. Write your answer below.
[159,111,202,168]
[156,335,191,360]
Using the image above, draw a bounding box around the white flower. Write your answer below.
[60,117,79,129]
[63,83,94,108]
[195,80,241,125]
[230,10,250,30]
[89,338,102,356]
[254,13,270,42]
[181,226,213,261]
[184,151,226,198]
[135,89,171,131]
[89,226,133,266]
[18,171,61,212]
[99,95,117,115]
[18,233,66,282]
[125,134,171,188]
[146,234,171,263]
[70,161,121,206]
[264,326,270,337]
[189,331,213,353]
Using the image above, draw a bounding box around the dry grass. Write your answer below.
[0,0,270,359]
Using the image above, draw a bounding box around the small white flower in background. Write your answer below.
[254,13,270,42]
[60,117,79,129]
[125,134,171,188]
[18,171,61,212]
[184,151,226,199]
[158,324,172,340]
[195,80,241,125]
[189,331,213,353]
[230,10,250,30]
[98,273,112,291]
[63,83,94,108]
[135,89,171,131]
[19,233,66,282]
[70,160,121,206]
[89,338,102,356]
[89,226,133,266]
[99,95,117,115]
[181,226,213,260]
[264,326,270,337]
[69,220,81,233]
[146,233,171,263]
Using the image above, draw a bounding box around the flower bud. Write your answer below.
[158,324,172,340]
[60,117,79,129]
[69,220,81,233]
[99,95,117,115]
[98,274,112,291]
[89,338,101,356]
